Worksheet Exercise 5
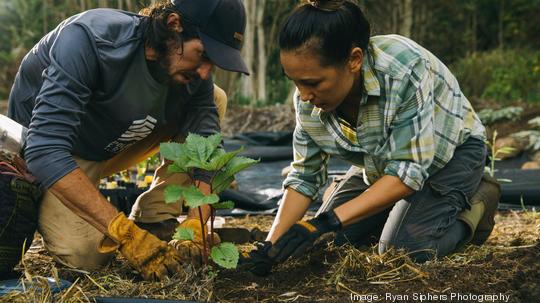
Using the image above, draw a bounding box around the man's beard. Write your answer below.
[158,52,199,84]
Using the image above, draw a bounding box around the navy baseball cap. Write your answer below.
[171,0,250,75]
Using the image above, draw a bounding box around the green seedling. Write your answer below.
[160,133,258,269]
[485,130,515,182]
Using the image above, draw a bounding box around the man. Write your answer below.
[3,0,248,280]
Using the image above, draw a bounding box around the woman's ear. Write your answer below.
[166,12,184,33]
[348,47,363,73]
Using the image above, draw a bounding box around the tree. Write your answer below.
[2,0,540,103]
[401,0,413,38]
[255,0,267,103]
[239,0,255,100]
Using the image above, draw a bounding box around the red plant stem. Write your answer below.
[198,206,208,265]
[210,207,215,248]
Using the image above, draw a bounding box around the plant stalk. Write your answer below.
[198,206,209,265]
[210,207,215,248]
[208,174,216,249]
[490,131,497,177]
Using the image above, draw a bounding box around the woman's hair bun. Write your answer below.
[305,0,346,12]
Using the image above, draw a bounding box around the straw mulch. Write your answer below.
[1,210,538,303]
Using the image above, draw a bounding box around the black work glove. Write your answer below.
[268,210,342,263]
[239,241,274,276]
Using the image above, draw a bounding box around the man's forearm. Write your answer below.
[50,168,118,235]
[266,188,312,243]
[333,175,414,226]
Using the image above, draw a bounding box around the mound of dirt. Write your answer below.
[221,104,296,137]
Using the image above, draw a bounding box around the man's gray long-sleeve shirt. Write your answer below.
[7,9,220,188]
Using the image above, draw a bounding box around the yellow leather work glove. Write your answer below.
[169,218,220,265]
[97,212,183,281]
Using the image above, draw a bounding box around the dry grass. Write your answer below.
[1,209,539,302]
[327,245,428,287]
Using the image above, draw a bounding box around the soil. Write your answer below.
[2,210,539,303]
[217,212,540,303]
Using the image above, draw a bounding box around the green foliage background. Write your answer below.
[1,0,540,105]
[452,49,540,103]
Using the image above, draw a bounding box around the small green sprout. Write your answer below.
[485,130,516,180]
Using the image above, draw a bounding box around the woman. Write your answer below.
[244,0,500,276]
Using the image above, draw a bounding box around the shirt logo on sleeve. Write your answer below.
[104,115,157,154]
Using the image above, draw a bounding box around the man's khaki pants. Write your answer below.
[38,85,227,270]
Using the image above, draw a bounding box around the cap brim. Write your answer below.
[200,32,250,75]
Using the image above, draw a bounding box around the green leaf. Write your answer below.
[212,156,259,193]
[206,133,223,150]
[167,163,187,174]
[173,227,194,241]
[160,142,184,161]
[210,242,239,269]
[161,143,191,171]
[212,201,235,210]
[225,156,259,176]
[184,159,204,170]
[206,147,243,171]
[182,185,220,208]
[164,185,184,204]
[185,133,221,164]
[211,174,235,194]
[498,147,516,153]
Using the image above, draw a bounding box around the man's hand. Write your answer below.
[239,241,274,276]
[268,210,342,263]
[168,218,220,264]
[97,212,183,281]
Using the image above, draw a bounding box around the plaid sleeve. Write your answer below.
[383,59,435,191]
[282,121,329,200]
